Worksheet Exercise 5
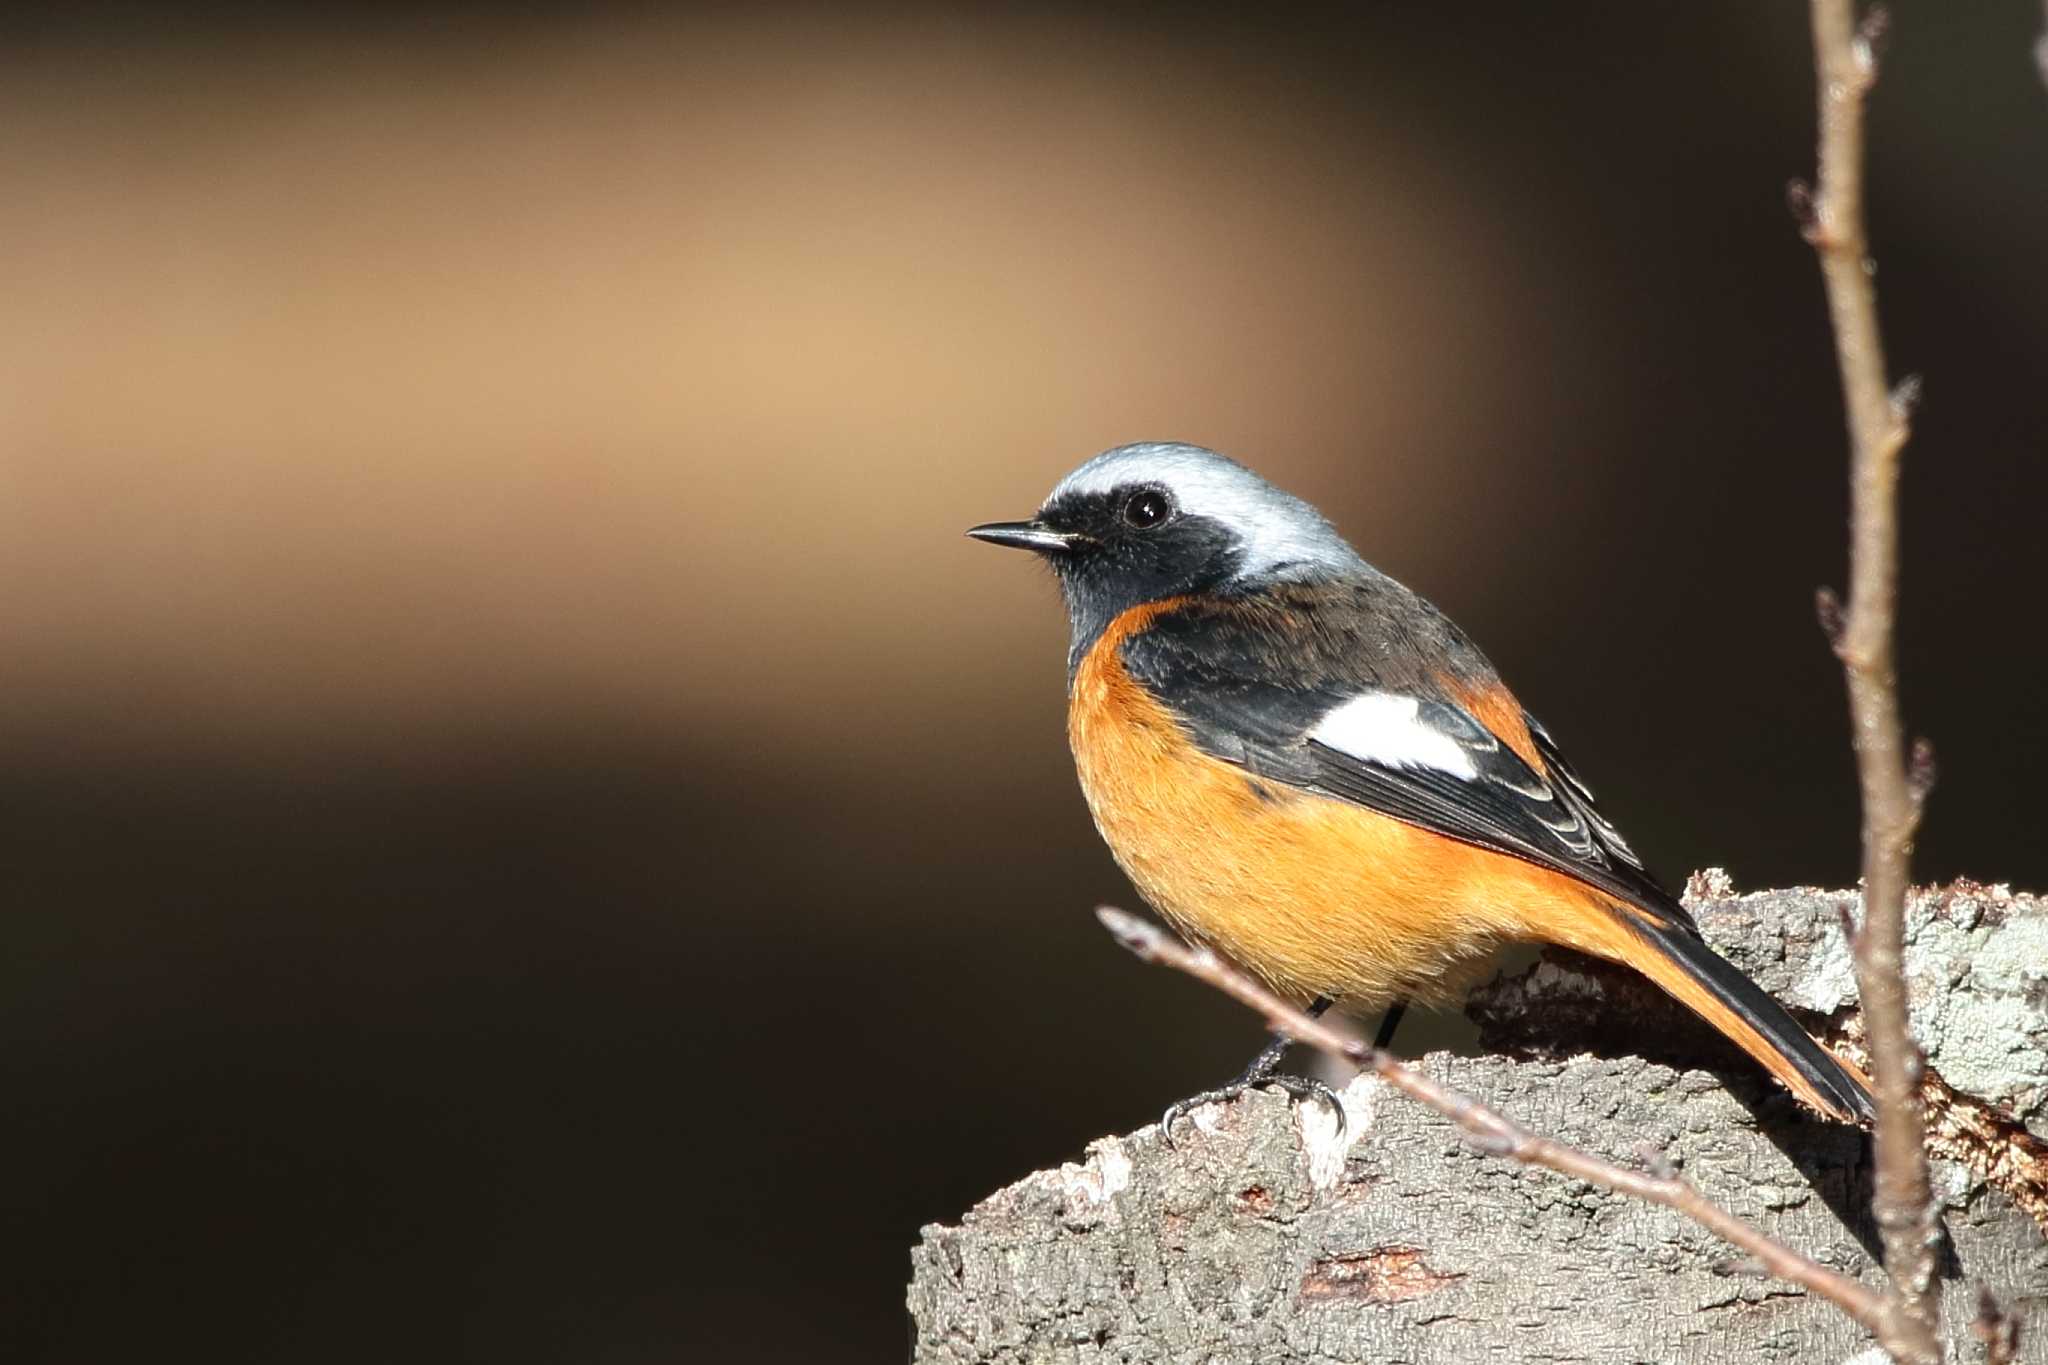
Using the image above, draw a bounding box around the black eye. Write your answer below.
[1121,488,1172,529]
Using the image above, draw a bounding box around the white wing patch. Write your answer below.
[1308,693,1479,779]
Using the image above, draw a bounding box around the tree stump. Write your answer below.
[908,879,2048,1363]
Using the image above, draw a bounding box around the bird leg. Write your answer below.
[1373,998,1408,1051]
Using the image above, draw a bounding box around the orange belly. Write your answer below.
[1067,605,1617,1007]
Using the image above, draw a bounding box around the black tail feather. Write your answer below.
[1632,915,1875,1125]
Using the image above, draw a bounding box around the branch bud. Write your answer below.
[1834,900,1862,955]
[1815,586,1847,652]
[1889,373,1923,424]
[1907,737,1937,813]
[1852,6,1891,78]
[1786,179,1821,240]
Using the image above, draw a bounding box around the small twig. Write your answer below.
[1094,906,1890,1335]
[1973,1287,2022,1365]
[1802,2,1942,1360]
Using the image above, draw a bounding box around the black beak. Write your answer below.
[965,520,1084,554]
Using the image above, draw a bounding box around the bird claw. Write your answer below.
[1160,1073,1347,1146]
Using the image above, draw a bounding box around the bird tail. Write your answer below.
[1582,900,1875,1125]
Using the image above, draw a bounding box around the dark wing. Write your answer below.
[1123,596,1696,933]
[1305,700,1695,933]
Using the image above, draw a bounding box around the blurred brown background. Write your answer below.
[3,3,2044,1361]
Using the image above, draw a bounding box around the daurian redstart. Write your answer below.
[970,442,1873,1125]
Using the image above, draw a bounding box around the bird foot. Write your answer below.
[1160,1072,1347,1145]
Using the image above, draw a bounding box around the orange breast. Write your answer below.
[1067,603,1615,1007]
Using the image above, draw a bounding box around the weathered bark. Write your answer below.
[907,880,2048,1363]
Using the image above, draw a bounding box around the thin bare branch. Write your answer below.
[1094,906,1890,1335]
[1803,2,1941,1359]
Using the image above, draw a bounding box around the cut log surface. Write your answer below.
[908,880,2048,1364]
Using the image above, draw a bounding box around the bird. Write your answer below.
[967,441,1874,1127]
